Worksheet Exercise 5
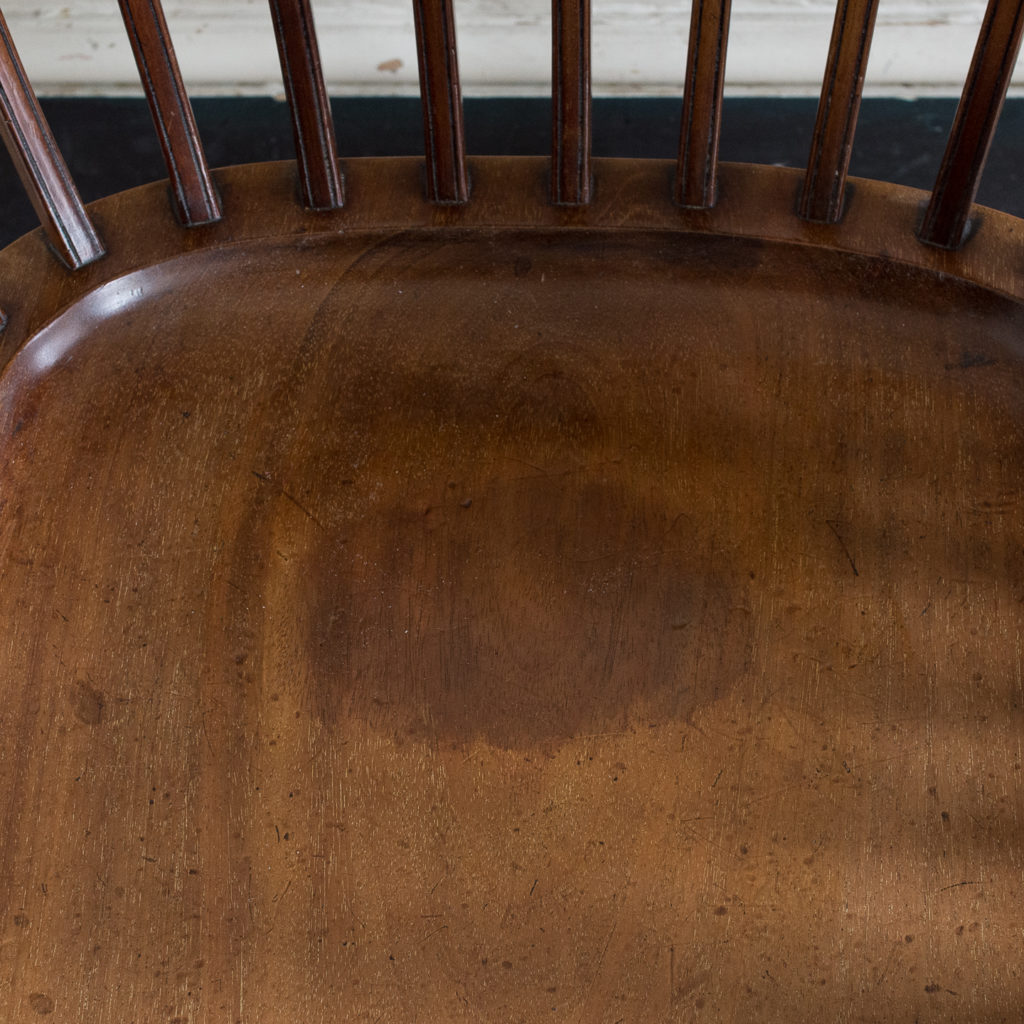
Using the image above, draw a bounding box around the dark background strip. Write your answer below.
[2,96,1023,247]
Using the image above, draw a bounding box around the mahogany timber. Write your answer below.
[919,0,1024,249]
[0,11,103,272]
[674,0,731,209]
[798,0,879,224]
[0,158,1022,1022]
[412,0,469,205]
[551,0,592,206]
[268,0,344,211]
[117,0,222,226]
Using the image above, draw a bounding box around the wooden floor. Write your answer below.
[1,169,1023,1021]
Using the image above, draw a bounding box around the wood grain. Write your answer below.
[551,0,591,205]
[0,10,103,271]
[798,0,879,224]
[918,0,1024,249]
[118,0,222,226]
[0,157,1023,1022]
[412,0,469,204]
[675,0,731,209]
[269,0,344,211]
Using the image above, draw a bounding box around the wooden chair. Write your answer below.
[1,1,1022,1020]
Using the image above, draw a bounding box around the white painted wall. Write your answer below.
[3,0,1004,97]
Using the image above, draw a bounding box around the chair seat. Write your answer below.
[1,158,1021,1021]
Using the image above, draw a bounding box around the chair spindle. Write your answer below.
[675,0,731,209]
[412,0,469,204]
[919,0,1024,249]
[551,0,592,205]
[269,0,344,210]
[799,0,879,224]
[118,0,222,226]
[0,11,104,270]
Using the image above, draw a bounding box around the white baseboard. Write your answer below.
[3,0,999,97]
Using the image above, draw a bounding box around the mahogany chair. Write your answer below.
[1,1,1022,1020]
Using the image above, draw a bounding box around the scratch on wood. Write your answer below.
[281,488,326,531]
[669,945,675,1008]
[874,940,898,989]
[252,468,326,530]
[825,519,859,576]
[576,918,618,1024]
[420,923,449,944]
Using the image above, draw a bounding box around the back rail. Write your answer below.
[0,11,104,271]
[675,0,731,209]
[269,0,344,211]
[919,0,1024,249]
[412,0,469,204]
[799,0,879,224]
[551,0,592,205]
[118,0,222,226]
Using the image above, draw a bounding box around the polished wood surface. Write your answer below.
[412,0,469,205]
[1,1,1024,1021]
[799,0,879,224]
[1,157,1023,1022]
[268,0,344,211]
[118,0,222,226]
[0,11,103,271]
[919,0,1024,249]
